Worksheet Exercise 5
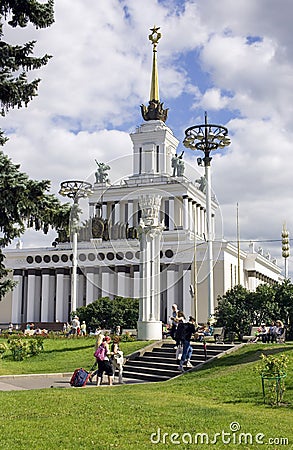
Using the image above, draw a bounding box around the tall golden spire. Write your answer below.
[149,25,161,102]
[141,25,168,122]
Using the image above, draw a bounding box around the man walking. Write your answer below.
[178,316,197,372]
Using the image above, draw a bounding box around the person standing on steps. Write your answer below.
[178,316,197,372]
[174,310,186,349]
[169,304,179,343]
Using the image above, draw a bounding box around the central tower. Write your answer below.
[130,26,179,180]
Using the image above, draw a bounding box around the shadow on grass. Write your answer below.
[194,343,293,373]
[43,344,94,354]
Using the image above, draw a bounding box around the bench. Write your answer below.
[122,328,137,337]
[242,326,259,342]
[203,327,225,344]
[21,322,64,332]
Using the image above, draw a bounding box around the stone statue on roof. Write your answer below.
[195,176,206,194]
[171,151,185,177]
[95,160,110,183]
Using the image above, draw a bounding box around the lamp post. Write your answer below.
[59,180,93,315]
[183,112,231,319]
[281,223,290,279]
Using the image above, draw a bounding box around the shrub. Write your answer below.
[0,342,8,358]
[8,338,29,361]
[76,296,139,331]
[257,353,288,406]
[8,337,45,361]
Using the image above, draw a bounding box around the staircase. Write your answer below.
[122,341,235,383]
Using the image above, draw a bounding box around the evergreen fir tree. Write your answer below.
[0,1,71,299]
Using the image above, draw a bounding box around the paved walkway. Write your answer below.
[0,373,146,391]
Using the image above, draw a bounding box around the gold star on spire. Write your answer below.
[149,25,161,46]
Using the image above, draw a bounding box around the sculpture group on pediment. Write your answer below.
[195,176,206,194]
[171,151,185,177]
[95,160,110,184]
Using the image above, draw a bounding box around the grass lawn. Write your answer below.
[0,336,148,375]
[0,339,292,450]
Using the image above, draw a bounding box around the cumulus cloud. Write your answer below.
[2,0,293,274]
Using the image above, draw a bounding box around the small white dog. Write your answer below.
[112,350,124,384]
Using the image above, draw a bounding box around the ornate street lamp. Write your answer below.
[183,112,231,319]
[59,180,93,315]
[281,222,290,279]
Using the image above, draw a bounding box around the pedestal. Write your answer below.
[137,320,162,340]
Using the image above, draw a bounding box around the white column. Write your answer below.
[201,208,205,238]
[11,270,23,324]
[128,201,134,227]
[153,232,161,321]
[114,201,120,224]
[101,267,111,298]
[121,202,126,224]
[89,203,95,217]
[102,202,107,219]
[166,265,177,317]
[117,267,127,298]
[196,205,200,235]
[169,197,175,231]
[182,264,192,319]
[55,269,65,322]
[26,270,36,322]
[188,200,193,232]
[133,267,140,298]
[183,196,189,230]
[133,200,139,226]
[137,194,163,340]
[86,270,95,305]
[193,202,197,236]
[192,201,196,234]
[35,274,41,322]
[41,270,50,322]
[77,273,84,308]
[139,232,150,322]
[212,213,215,240]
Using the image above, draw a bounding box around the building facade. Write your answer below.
[0,27,283,328]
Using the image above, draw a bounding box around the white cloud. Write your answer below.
[2,0,293,276]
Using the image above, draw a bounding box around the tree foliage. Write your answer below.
[0,1,71,300]
[0,0,54,116]
[0,151,71,298]
[215,281,293,339]
[76,297,139,332]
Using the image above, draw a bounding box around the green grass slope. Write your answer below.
[0,341,292,450]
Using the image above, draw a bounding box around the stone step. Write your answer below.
[124,364,180,378]
[122,370,170,382]
[122,341,236,383]
[138,354,207,364]
[126,359,202,371]
[143,350,219,360]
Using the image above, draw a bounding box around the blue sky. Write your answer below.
[2,0,293,277]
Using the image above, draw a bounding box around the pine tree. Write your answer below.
[0,0,54,116]
[0,1,71,299]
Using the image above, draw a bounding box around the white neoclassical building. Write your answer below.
[0,29,283,329]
